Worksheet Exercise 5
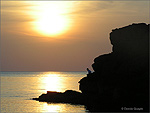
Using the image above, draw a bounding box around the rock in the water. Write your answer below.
[33,90,85,104]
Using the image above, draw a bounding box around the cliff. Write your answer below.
[79,23,149,112]
[33,23,149,112]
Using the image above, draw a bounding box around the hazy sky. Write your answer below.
[1,1,149,71]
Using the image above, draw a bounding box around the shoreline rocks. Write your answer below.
[33,23,149,112]
[33,90,85,105]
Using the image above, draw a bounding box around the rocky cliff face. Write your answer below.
[79,23,149,112]
[34,23,149,112]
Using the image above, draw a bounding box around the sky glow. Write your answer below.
[1,1,149,71]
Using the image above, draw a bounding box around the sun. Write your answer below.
[37,13,67,36]
[30,2,72,37]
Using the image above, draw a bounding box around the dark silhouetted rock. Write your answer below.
[79,23,149,112]
[33,90,85,104]
[33,23,149,112]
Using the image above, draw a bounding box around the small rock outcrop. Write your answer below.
[33,90,85,104]
[33,23,149,112]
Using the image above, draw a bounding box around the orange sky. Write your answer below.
[1,1,149,71]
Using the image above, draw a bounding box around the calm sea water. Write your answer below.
[0,71,88,112]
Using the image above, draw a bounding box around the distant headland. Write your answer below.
[33,23,149,112]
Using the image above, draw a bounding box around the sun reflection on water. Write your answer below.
[36,72,87,112]
[38,72,67,93]
[41,102,86,112]
[41,103,61,112]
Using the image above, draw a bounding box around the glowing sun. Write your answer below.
[31,2,71,37]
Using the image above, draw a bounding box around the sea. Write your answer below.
[0,71,89,112]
